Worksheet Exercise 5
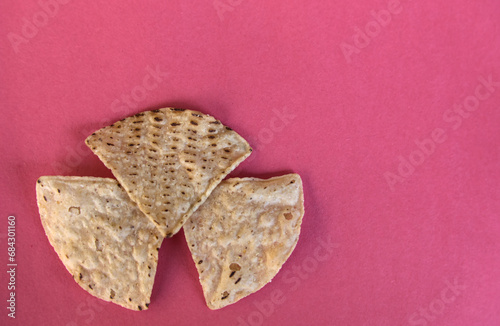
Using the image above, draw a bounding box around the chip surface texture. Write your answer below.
[36,176,163,311]
[85,108,252,237]
[184,173,305,309]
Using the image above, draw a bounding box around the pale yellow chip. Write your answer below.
[183,173,304,309]
[36,176,163,311]
[85,108,252,237]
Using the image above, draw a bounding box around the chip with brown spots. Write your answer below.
[183,174,304,309]
[85,108,252,237]
[36,176,163,311]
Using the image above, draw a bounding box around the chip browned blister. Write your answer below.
[85,108,252,238]
[36,176,163,311]
[183,173,305,309]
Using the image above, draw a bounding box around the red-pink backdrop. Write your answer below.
[1,1,500,325]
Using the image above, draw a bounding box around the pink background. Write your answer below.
[1,1,500,325]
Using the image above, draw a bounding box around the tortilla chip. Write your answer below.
[36,176,163,311]
[183,173,304,309]
[85,108,252,237]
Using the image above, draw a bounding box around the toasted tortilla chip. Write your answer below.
[36,176,163,311]
[85,108,252,237]
[183,174,304,309]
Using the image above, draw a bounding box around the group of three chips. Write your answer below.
[36,108,304,311]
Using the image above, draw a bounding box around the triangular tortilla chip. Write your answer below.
[36,176,163,311]
[183,174,304,309]
[85,108,252,237]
